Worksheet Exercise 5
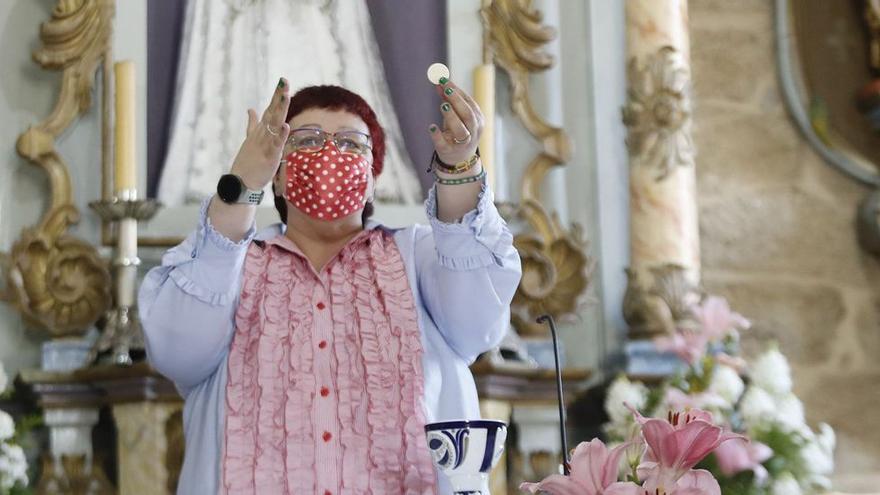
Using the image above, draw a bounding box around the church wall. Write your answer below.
[0,0,60,378]
[691,0,880,489]
[3,0,875,488]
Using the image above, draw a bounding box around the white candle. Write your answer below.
[493,115,507,202]
[114,61,137,194]
[473,64,495,190]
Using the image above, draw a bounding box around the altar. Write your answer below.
[1,0,879,493]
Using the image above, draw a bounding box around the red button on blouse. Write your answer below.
[318,340,328,349]
[322,431,332,442]
[320,386,330,397]
[316,301,326,310]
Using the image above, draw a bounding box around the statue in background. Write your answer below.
[158,0,422,206]
[866,0,880,72]
[857,0,880,130]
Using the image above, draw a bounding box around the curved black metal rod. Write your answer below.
[537,314,570,476]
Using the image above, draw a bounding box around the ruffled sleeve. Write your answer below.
[416,184,522,363]
[138,197,256,395]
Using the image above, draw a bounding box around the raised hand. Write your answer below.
[209,78,291,241]
[428,78,486,223]
[428,78,484,165]
[230,77,292,190]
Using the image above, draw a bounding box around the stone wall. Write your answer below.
[690,0,880,490]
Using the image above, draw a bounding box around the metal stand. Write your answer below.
[88,190,160,365]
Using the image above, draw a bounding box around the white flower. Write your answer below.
[0,442,28,490]
[751,348,793,396]
[0,411,14,442]
[816,422,836,454]
[806,474,832,492]
[739,386,776,427]
[801,423,835,476]
[709,364,744,405]
[771,472,803,495]
[0,361,7,393]
[775,394,806,432]
[801,441,833,476]
[605,376,648,425]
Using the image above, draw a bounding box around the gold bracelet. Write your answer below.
[428,149,481,175]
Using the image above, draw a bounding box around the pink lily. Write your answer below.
[639,468,722,495]
[629,405,744,492]
[519,439,641,495]
[654,331,706,366]
[655,297,750,365]
[693,296,750,341]
[713,437,772,483]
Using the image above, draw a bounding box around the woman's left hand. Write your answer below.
[429,78,484,165]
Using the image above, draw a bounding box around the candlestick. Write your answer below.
[114,61,136,193]
[88,198,160,365]
[473,63,495,190]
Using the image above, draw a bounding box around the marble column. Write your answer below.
[479,399,512,494]
[113,402,183,495]
[622,0,702,341]
[511,405,565,481]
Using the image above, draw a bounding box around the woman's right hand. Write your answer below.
[229,77,292,190]
[208,78,290,242]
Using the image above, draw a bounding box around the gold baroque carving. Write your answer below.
[867,0,880,72]
[166,410,185,494]
[35,454,115,495]
[484,0,593,337]
[622,263,702,339]
[622,46,695,181]
[0,0,113,336]
[510,208,593,336]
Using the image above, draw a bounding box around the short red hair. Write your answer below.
[285,85,386,177]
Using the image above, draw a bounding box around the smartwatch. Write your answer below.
[216,174,265,205]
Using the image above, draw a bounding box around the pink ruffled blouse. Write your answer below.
[224,229,435,493]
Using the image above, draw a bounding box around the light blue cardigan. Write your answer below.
[138,185,521,493]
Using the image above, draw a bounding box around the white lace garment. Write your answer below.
[158,0,423,206]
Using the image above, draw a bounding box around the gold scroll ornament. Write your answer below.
[482,0,593,337]
[0,0,113,337]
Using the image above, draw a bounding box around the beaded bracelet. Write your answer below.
[427,148,481,174]
[434,168,487,186]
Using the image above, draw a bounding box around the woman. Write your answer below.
[139,77,521,494]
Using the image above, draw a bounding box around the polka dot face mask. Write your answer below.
[284,144,371,221]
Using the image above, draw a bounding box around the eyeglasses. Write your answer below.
[285,127,372,155]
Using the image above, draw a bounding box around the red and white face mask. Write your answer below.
[284,144,371,221]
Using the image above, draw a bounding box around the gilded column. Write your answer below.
[622,0,702,339]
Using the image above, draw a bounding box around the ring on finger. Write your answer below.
[266,124,279,136]
[452,134,470,145]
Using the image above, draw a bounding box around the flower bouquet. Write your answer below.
[0,361,28,494]
[520,405,741,494]
[603,297,835,495]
